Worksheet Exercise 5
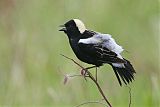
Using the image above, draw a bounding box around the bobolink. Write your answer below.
[59,19,135,86]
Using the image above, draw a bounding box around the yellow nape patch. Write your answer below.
[73,19,86,34]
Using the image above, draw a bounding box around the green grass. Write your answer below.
[0,0,159,107]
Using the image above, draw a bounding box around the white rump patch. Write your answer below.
[73,19,86,34]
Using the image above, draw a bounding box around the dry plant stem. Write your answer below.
[60,54,84,69]
[128,86,131,107]
[75,100,108,107]
[87,71,112,107]
[61,54,112,107]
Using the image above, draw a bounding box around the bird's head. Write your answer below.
[59,19,86,38]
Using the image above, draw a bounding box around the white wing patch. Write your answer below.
[112,63,125,68]
[78,33,124,54]
[78,33,125,68]
[78,35,102,44]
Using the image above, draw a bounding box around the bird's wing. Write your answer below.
[78,33,125,63]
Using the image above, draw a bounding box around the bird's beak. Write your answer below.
[59,25,67,32]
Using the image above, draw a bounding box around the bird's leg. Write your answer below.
[82,65,98,81]
[95,67,98,81]
[81,66,97,81]
[85,65,97,70]
[81,68,90,81]
[81,65,96,76]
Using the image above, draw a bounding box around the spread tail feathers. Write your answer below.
[111,59,136,86]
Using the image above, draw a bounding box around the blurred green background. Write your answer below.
[0,0,159,107]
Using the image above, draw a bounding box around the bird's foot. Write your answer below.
[80,68,89,81]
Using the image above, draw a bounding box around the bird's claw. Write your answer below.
[80,68,88,81]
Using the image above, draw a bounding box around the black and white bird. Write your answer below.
[59,19,135,86]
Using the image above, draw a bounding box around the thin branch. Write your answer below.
[75,100,108,107]
[87,71,112,107]
[68,74,82,78]
[127,86,132,107]
[60,54,84,69]
[61,54,112,107]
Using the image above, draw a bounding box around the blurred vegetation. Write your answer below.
[0,0,159,107]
